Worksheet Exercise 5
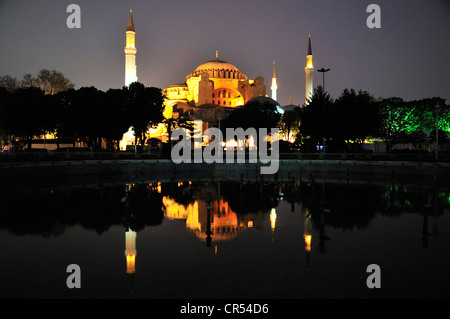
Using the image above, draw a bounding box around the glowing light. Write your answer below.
[120,127,135,150]
[125,255,136,274]
[248,221,254,228]
[304,235,312,252]
[221,137,255,151]
[157,182,161,193]
[270,208,277,231]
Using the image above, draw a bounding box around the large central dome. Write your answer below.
[194,60,240,73]
[187,52,247,80]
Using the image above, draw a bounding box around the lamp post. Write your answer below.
[317,68,330,91]
[435,103,440,162]
[317,68,330,154]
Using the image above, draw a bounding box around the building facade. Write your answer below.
[163,51,266,121]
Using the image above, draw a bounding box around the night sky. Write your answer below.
[0,0,449,107]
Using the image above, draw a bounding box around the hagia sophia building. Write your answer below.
[121,9,313,148]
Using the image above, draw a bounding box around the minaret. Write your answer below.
[124,9,137,86]
[125,230,137,275]
[303,208,312,270]
[271,61,278,102]
[304,33,314,105]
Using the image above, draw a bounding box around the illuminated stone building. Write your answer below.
[162,182,266,248]
[121,11,313,146]
[164,51,266,111]
[159,51,267,141]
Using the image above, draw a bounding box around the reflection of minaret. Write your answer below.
[206,193,213,247]
[125,230,137,275]
[304,33,314,105]
[271,61,278,102]
[270,208,277,243]
[303,208,312,270]
[270,208,277,231]
[124,9,137,86]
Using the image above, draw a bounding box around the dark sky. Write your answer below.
[1,0,449,106]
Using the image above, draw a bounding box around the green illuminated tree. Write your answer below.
[377,97,448,152]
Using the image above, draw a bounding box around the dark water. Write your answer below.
[1,177,450,299]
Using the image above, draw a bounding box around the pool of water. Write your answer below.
[1,178,450,299]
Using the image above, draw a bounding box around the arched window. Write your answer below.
[218,92,221,98]
[212,93,215,98]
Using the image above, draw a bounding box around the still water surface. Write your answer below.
[1,177,450,299]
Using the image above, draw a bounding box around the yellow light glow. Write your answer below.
[270,208,277,231]
[157,182,161,193]
[120,127,135,150]
[126,254,136,274]
[248,220,254,228]
[304,235,312,252]
[306,56,314,69]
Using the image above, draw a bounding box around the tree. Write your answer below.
[328,89,380,151]
[0,87,11,147]
[0,87,54,149]
[222,99,281,132]
[221,98,281,150]
[124,82,165,147]
[22,69,74,95]
[56,87,105,150]
[102,88,131,150]
[164,112,194,153]
[0,75,20,93]
[377,97,448,152]
[299,85,334,150]
[280,106,301,142]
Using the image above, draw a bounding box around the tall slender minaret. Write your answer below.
[304,33,314,105]
[271,61,278,101]
[125,230,137,275]
[124,9,137,86]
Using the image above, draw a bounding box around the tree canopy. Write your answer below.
[0,80,165,151]
[221,99,281,132]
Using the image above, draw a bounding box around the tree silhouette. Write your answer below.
[124,82,165,147]
[299,85,334,150]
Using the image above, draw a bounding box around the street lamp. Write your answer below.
[317,68,330,91]
[317,68,330,154]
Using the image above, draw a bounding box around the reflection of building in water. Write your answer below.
[303,208,312,269]
[270,208,277,231]
[125,230,137,275]
[162,185,266,245]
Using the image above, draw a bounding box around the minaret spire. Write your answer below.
[124,9,137,86]
[307,32,312,55]
[215,50,219,62]
[271,60,278,102]
[304,33,314,105]
[127,9,135,32]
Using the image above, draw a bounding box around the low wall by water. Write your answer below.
[1,159,448,182]
[1,159,449,199]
